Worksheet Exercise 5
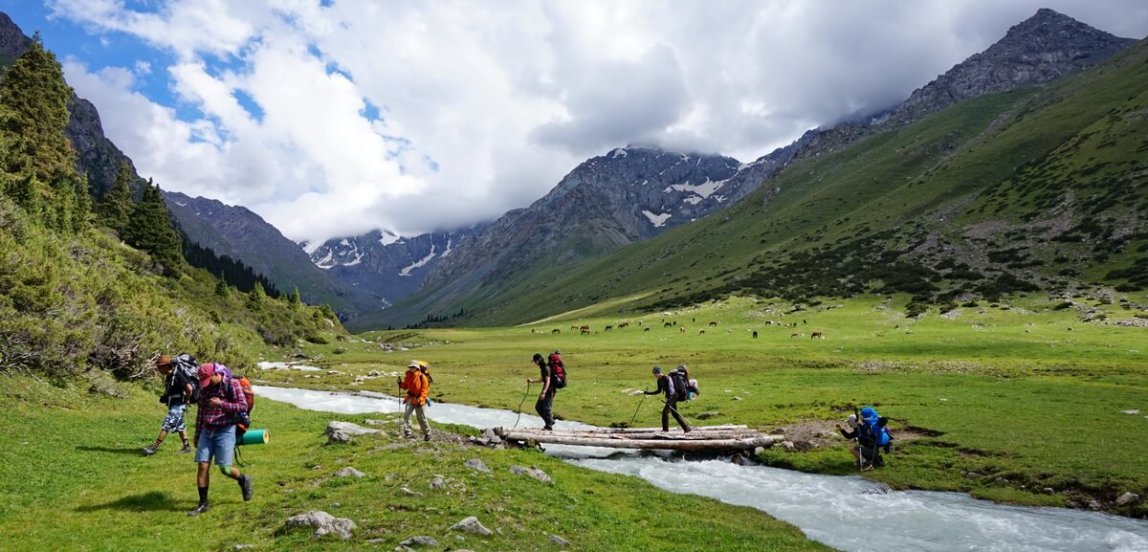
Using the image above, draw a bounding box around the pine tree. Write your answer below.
[0,34,78,219]
[122,179,183,272]
[288,287,301,307]
[215,274,230,298]
[98,160,134,232]
[246,281,266,309]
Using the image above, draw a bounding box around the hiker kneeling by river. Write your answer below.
[837,407,893,470]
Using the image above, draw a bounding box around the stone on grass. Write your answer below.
[1116,492,1140,506]
[326,421,380,444]
[450,516,493,536]
[695,411,721,420]
[285,511,356,540]
[549,534,570,547]
[430,475,447,489]
[400,536,439,547]
[334,467,366,478]
[509,466,553,484]
[465,458,491,473]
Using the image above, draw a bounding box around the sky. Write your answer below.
[1,1,1146,246]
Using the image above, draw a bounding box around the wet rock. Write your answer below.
[285,511,356,540]
[1116,492,1140,506]
[326,421,380,444]
[1043,487,1055,494]
[334,467,366,478]
[1088,499,1103,510]
[465,458,491,473]
[450,516,493,536]
[549,534,570,547]
[400,536,439,547]
[509,465,553,484]
[780,441,797,452]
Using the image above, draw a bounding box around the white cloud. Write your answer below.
[46,0,1148,244]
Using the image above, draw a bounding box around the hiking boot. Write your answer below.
[187,502,210,516]
[542,425,553,431]
[239,475,254,501]
[141,444,158,456]
[423,434,431,442]
[179,443,192,454]
[683,427,692,433]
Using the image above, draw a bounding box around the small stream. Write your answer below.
[254,385,1148,552]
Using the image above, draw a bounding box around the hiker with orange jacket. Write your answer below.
[398,360,431,441]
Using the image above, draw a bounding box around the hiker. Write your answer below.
[398,360,431,441]
[837,408,892,470]
[189,362,253,516]
[143,355,193,456]
[527,353,557,430]
[643,366,691,433]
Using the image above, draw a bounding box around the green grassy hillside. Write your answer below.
[424,38,1148,327]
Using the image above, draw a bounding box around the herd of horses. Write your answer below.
[535,320,827,339]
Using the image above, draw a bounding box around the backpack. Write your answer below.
[172,353,200,403]
[548,352,567,389]
[858,407,892,448]
[668,369,690,401]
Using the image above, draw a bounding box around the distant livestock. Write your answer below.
[605,325,613,332]
[752,330,758,339]
[552,328,561,334]
[709,321,718,327]
[811,331,824,339]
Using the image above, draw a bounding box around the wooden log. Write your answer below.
[493,427,779,451]
[505,428,763,441]
[580,424,748,434]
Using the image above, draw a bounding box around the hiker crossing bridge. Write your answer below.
[492,424,781,452]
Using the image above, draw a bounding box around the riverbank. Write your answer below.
[0,375,827,551]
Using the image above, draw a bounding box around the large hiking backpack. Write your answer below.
[172,353,200,403]
[858,407,891,448]
[548,351,567,389]
[668,369,690,401]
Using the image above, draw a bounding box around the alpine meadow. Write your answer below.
[1,5,1148,552]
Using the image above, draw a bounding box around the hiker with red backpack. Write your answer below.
[189,362,254,516]
[527,352,565,431]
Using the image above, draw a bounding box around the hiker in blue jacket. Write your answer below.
[643,366,691,433]
[838,407,892,470]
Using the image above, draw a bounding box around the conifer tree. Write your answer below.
[0,34,79,229]
[288,287,301,307]
[122,179,183,272]
[247,281,266,309]
[215,274,230,298]
[98,160,134,231]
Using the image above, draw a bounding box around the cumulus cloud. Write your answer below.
[44,0,1148,244]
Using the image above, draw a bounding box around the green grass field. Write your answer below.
[277,294,1148,514]
[3,294,1146,550]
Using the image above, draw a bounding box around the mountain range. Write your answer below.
[4,8,1143,330]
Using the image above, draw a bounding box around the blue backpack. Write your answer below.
[859,407,892,448]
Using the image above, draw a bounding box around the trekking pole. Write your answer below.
[854,406,864,472]
[629,393,647,426]
[663,400,696,428]
[512,381,531,430]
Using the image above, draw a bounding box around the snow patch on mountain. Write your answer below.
[399,245,437,277]
[314,249,335,269]
[643,210,672,227]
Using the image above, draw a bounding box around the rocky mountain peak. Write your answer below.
[892,8,1135,124]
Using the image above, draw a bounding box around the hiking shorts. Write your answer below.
[160,403,187,432]
[195,426,236,467]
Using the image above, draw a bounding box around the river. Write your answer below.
[254,385,1148,552]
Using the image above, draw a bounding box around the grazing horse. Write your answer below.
[811,331,824,339]
[680,326,686,334]
[604,325,613,332]
[709,321,718,327]
[618,322,630,328]
[664,322,673,328]
[791,333,799,338]
[698,329,705,335]
[581,328,590,335]
[552,328,561,334]
[644,327,650,332]
[752,330,758,339]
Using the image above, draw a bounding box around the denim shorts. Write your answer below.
[160,404,187,432]
[194,426,236,467]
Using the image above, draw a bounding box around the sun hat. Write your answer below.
[408,359,421,369]
[156,354,172,368]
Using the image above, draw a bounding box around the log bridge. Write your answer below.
[492,424,781,452]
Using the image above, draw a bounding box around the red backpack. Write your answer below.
[548,352,567,389]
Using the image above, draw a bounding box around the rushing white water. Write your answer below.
[255,386,1148,552]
